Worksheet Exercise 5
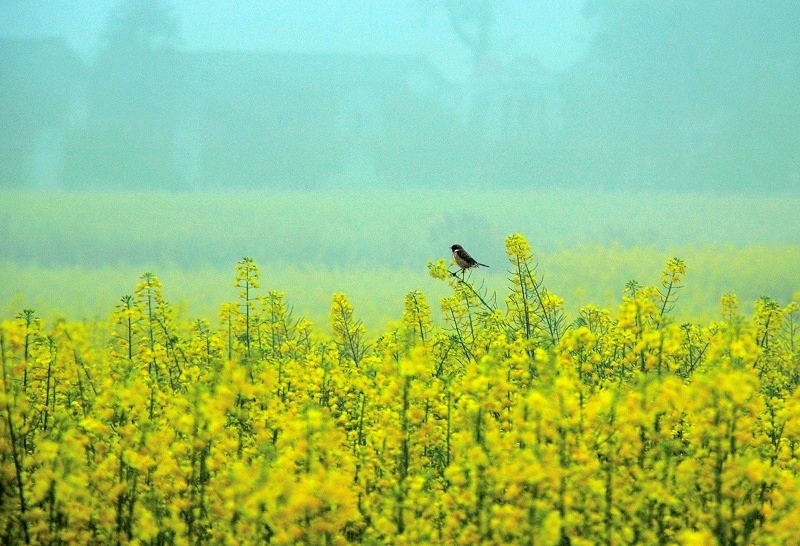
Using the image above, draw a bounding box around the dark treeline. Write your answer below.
[1,1,798,193]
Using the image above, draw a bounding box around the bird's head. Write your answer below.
[450,244,463,251]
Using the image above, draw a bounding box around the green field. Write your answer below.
[2,189,799,329]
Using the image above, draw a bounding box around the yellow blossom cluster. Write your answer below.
[2,236,799,545]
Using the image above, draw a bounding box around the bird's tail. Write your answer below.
[479,263,489,268]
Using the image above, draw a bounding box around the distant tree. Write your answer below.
[419,0,598,146]
[92,0,181,121]
[419,0,496,134]
[72,0,185,189]
[98,0,179,58]
[445,0,492,69]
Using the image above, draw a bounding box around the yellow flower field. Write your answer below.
[2,233,799,545]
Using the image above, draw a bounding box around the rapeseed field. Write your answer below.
[2,233,799,544]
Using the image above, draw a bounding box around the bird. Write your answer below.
[450,244,489,277]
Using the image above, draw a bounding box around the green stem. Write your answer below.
[1,333,31,544]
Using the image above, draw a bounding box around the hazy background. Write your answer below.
[1,1,798,327]
[2,0,798,192]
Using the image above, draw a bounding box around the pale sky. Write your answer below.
[0,0,599,78]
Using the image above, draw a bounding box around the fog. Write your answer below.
[2,0,798,193]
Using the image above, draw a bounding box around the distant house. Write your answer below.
[5,38,564,190]
[63,46,455,189]
[0,37,85,189]
[499,56,562,145]
[179,50,454,188]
